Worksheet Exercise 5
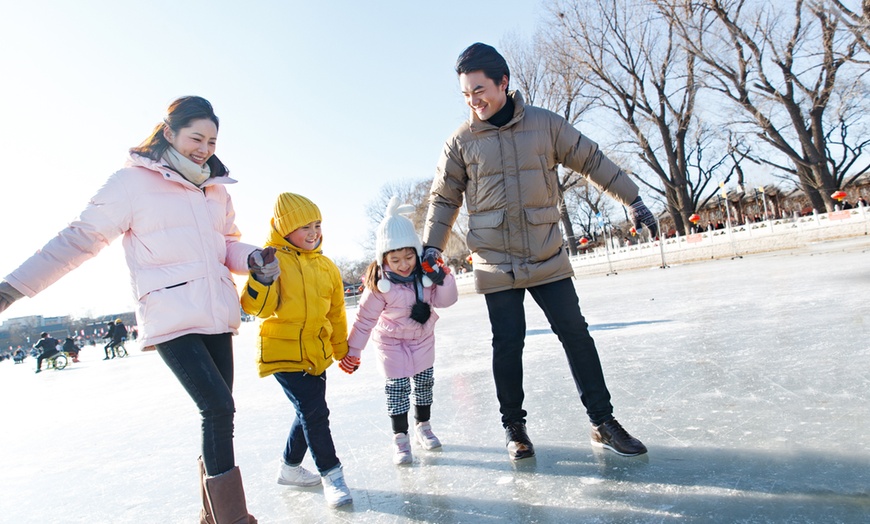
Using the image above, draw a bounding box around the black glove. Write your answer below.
[420,247,446,286]
[628,197,658,238]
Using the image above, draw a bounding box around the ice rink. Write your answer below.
[2,236,868,523]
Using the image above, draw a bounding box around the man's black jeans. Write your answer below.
[484,277,614,426]
[156,333,236,476]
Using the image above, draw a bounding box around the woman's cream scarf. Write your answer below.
[162,146,211,186]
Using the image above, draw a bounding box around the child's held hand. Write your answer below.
[338,355,360,374]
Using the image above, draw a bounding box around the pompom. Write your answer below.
[410,301,432,324]
[377,279,391,293]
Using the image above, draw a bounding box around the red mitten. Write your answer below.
[338,355,360,374]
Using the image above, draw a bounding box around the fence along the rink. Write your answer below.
[449,204,870,294]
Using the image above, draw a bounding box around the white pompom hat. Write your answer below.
[375,196,431,292]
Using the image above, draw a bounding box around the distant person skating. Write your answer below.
[0,96,262,522]
[109,318,128,356]
[423,43,653,461]
[63,336,80,363]
[240,193,352,508]
[102,321,116,360]
[34,332,60,373]
[344,197,458,465]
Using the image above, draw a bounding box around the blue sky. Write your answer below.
[0,0,547,319]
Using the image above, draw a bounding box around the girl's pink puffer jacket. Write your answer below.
[347,272,458,379]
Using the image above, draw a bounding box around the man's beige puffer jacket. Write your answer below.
[423,91,640,294]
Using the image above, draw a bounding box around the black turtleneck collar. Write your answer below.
[486,94,515,128]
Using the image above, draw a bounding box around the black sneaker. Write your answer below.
[590,418,647,456]
[504,422,535,460]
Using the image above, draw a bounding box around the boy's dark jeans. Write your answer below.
[156,333,236,476]
[274,371,340,474]
[484,277,614,426]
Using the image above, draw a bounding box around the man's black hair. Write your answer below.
[455,43,510,90]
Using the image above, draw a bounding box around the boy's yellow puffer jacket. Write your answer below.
[241,227,348,377]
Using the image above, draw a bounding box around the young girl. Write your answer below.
[240,192,353,508]
[341,197,458,465]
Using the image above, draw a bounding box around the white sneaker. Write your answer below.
[393,432,413,465]
[321,465,353,507]
[277,461,320,487]
[414,421,442,450]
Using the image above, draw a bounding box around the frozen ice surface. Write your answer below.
[2,237,869,523]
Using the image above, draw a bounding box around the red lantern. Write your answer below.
[579,237,589,245]
[689,213,701,224]
[629,227,637,236]
[831,190,847,201]
[466,255,473,264]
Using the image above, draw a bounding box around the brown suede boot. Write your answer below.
[198,457,215,524]
[202,464,257,524]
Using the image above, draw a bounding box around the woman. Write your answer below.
[0,96,268,523]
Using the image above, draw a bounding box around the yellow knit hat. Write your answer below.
[273,193,321,237]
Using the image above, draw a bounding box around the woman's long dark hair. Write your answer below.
[130,96,229,178]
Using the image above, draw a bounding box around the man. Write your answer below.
[110,319,127,355]
[103,321,116,360]
[422,43,656,460]
[34,332,60,373]
[63,336,81,363]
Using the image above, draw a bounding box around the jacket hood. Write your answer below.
[266,221,324,254]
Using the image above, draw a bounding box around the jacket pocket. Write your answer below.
[466,209,505,254]
[221,276,242,331]
[319,326,333,360]
[139,276,213,336]
[524,207,563,262]
[133,260,207,300]
[259,322,303,364]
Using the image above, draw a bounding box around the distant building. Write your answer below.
[0,312,136,348]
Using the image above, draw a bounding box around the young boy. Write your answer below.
[241,192,352,508]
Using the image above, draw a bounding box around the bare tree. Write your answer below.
[563,176,615,240]
[501,30,595,126]
[549,0,733,235]
[663,0,869,212]
[365,179,470,268]
[332,257,370,286]
[824,0,870,54]
[824,80,870,186]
